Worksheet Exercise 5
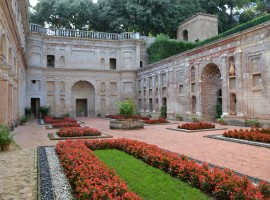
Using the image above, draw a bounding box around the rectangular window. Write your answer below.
[47,55,55,68]
[149,98,153,112]
[110,58,116,70]
[179,84,183,95]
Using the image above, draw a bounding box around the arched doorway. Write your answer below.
[71,81,95,117]
[201,63,222,121]
[183,30,188,41]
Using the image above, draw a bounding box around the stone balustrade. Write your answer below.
[29,23,140,40]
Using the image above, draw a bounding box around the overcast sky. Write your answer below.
[29,0,98,6]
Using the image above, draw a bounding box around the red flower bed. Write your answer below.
[178,122,215,130]
[56,140,141,200]
[223,128,270,144]
[57,127,101,137]
[144,118,169,124]
[44,116,77,124]
[52,122,80,128]
[44,116,63,123]
[63,117,77,123]
[84,139,270,200]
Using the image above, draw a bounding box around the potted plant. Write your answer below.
[20,115,28,125]
[246,119,259,128]
[79,108,85,117]
[176,114,183,121]
[39,106,50,119]
[192,116,199,122]
[217,118,225,125]
[0,125,15,151]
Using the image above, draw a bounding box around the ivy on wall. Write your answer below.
[147,13,270,64]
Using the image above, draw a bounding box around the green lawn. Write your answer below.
[95,149,211,200]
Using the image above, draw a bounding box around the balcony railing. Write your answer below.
[29,23,140,40]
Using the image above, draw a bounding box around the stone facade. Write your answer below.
[177,13,218,42]
[0,0,28,127]
[138,20,270,126]
[26,25,144,118]
[1,1,270,127]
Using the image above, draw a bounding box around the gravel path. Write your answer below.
[45,147,73,200]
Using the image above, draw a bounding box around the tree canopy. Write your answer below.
[30,0,267,37]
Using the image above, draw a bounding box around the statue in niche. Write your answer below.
[229,57,235,76]
[143,79,146,88]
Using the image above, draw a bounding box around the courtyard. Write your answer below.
[0,117,270,199]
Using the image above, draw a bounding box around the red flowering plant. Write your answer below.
[52,122,80,128]
[44,116,77,124]
[144,118,169,124]
[84,138,270,200]
[178,122,215,130]
[57,127,101,137]
[56,140,142,200]
[223,128,270,143]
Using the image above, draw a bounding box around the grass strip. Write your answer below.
[95,149,210,200]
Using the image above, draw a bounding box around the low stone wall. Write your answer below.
[110,119,144,130]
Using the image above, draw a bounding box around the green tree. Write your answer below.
[30,0,98,29]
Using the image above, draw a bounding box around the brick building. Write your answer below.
[0,1,270,127]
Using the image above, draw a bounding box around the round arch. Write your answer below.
[201,63,222,121]
[71,80,95,117]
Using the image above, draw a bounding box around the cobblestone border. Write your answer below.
[204,134,270,149]
[48,132,113,140]
[37,147,54,200]
[166,127,228,132]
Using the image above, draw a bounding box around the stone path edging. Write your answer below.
[204,134,270,149]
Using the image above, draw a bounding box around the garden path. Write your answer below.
[0,117,269,200]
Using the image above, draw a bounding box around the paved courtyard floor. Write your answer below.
[0,117,270,199]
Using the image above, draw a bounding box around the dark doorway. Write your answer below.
[162,97,167,106]
[76,99,87,117]
[31,98,40,118]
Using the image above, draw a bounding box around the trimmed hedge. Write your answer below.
[147,14,270,64]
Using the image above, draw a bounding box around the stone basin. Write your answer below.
[109,119,144,130]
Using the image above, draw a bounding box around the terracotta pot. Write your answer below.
[1,142,11,151]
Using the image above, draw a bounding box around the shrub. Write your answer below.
[144,118,169,124]
[39,106,50,118]
[178,122,215,130]
[147,14,270,64]
[215,103,222,119]
[192,116,199,122]
[0,125,14,145]
[96,113,101,117]
[160,105,167,119]
[223,128,270,143]
[57,127,101,137]
[52,122,80,128]
[147,34,196,64]
[20,115,28,125]
[176,114,183,121]
[25,107,32,118]
[116,99,135,118]
[246,119,259,127]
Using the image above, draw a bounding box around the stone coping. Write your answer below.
[166,127,228,132]
[204,134,270,149]
[48,132,113,140]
